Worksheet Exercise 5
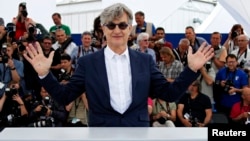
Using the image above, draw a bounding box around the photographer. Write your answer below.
[215,54,248,123]
[53,29,77,58]
[0,24,7,50]
[0,43,24,97]
[12,2,36,41]
[231,35,250,78]
[176,80,212,127]
[0,82,28,127]
[151,98,176,127]
[59,54,88,127]
[200,32,228,110]
[223,24,244,54]
[230,87,250,127]
[28,87,67,127]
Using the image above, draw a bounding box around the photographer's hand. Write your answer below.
[220,80,226,87]
[34,105,43,112]
[183,119,192,127]
[12,94,24,105]
[45,107,52,117]
[228,87,237,95]
[7,59,15,69]
[23,42,54,76]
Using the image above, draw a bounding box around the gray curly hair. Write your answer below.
[100,3,133,25]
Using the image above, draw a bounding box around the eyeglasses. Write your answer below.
[104,22,129,30]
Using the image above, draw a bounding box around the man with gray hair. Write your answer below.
[24,3,214,127]
[172,38,190,67]
[136,32,156,63]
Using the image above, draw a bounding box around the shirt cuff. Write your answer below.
[38,73,49,79]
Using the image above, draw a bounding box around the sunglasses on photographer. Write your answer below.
[104,22,129,30]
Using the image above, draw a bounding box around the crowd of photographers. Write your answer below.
[0,2,250,129]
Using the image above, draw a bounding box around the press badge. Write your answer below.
[0,82,5,89]
[71,118,80,124]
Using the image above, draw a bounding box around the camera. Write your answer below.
[190,117,200,127]
[231,31,239,39]
[5,87,18,97]
[6,23,16,39]
[26,24,37,43]
[40,96,51,115]
[17,41,26,52]
[0,44,9,64]
[184,113,199,127]
[157,117,167,124]
[31,118,55,127]
[224,80,234,93]
[59,69,71,82]
[21,10,28,17]
[205,61,211,71]
[0,114,15,126]
[141,27,146,32]
[238,59,247,68]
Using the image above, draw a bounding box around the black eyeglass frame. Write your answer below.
[104,22,129,30]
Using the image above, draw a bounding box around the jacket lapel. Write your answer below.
[93,49,111,103]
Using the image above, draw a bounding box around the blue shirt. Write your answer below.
[0,59,24,96]
[215,67,248,107]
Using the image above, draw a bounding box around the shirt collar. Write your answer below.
[105,46,129,60]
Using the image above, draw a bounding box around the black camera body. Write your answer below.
[59,69,71,82]
[5,87,18,98]
[0,44,9,64]
[190,117,200,127]
[224,80,234,93]
[231,31,239,39]
[21,10,28,17]
[141,27,146,32]
[157,117,167,124]
[238,59,247,68]
[205,61,211,71]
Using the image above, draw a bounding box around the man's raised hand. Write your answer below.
[23,42,54,76]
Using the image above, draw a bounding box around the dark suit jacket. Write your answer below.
[40,48,199,127]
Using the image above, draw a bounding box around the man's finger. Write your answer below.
[23,52,33,64]
[36,41,43,55]
[187,46,193,56]
[196,42,207,53]
[48,51,55,61]
[28,43,38,55]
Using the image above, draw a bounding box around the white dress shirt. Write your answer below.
[104,46,132,114]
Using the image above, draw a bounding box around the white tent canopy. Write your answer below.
[218,0,250,35]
